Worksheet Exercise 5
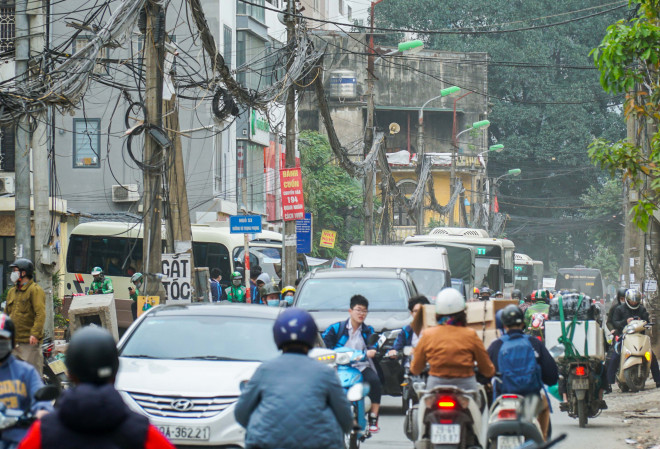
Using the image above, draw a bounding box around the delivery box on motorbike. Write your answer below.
[545,294,605,359]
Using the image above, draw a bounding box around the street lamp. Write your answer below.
[415,85,461,234]
[375,40,424,63]
[455,120,491,141]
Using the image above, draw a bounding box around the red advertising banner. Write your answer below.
[280,167,305,221]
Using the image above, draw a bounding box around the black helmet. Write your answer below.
[500,305,524,327]
[65,327,119,385]
[9,258,34,278]
[617,287,627,300]
[511,289,522,300]
[0,314,15,347]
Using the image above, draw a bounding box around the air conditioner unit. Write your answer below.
[111,184,139,202]
[0,176,15,194]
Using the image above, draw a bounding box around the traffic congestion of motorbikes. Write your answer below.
[1,238,658,449]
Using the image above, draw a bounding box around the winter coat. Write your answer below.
[322,320,377,350]
[234,352,353,449]
[612,303,650,333]
[6,280,46,343]
[90,277,114,294]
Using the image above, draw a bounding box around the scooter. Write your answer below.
[42,338,69,390]
[335,347,372,449]
[617,319,653,393]
[413,383,488,449]
[400,346,428,441]
[486,379,544,449]
[0,385,59,445]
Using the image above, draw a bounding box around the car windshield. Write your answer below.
[296,278,408,311]
[120,315,279,362]
[407,269,448,298]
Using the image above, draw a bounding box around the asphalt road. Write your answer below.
[361,395,631,449]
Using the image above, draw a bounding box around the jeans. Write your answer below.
[361,367,381,405]
[427,375,480,392]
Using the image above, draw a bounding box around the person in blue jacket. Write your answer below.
[0,314,52,449]
[322,295,382,433]
[387,295,430,364]
[235,309,352,449]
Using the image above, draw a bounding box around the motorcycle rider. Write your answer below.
[387,296,430,363]
[225,271,247,303]
[524,289,550,330]
[411,288,495,392]
[605,288,627,388]
[18,326,175,449]
[520,293,533,314]
[128,272,143,320]
[479,287,492,301]
[262,283,282,307]
[0,314,51,449]
[89,267,113,294]
[281,286,296,307]
[487,305,558,440]
[511,289,522,304]
[5,259,45,375]
[235,308,352,449]
[611,289,660,388]
[322,295,382,433]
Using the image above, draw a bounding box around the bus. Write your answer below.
[555,265,604,299]
[65,221,309,331]
[404,227,516,297]
[514,253,544,298]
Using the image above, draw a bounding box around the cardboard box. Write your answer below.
[544,320,605,359]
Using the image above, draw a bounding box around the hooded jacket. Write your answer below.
[5,280,46,343]
[17,384,175,449]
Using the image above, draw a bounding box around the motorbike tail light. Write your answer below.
[574,366,586,376]
[501,394,520,399]
[645,352,652,362]
[497,409,517,420]
[440,419,453,424]
[436,396,457,409]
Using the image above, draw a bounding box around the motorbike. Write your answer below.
[486,378,544,449]
[561,359,603,428]
[617,319,653,393]
[400,346,428,441]
[0,385,59,445]
[41,337,69,390]
[335,346,373,449]
[412,382,488,449]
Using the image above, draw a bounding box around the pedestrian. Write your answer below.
[209,268,224,302]
[322,295,382,433]
[89,267,113,294]
[249,266,262,304]
[128,272,143,320]
[18,327,175,449]
[235,308,352,449]
[5,259,45,375]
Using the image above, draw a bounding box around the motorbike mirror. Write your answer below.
[367,334,380,346]
[239,380,249,393]
[34,385,60,402]
[403,346,413,356]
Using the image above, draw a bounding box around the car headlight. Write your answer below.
[336,352,351,365]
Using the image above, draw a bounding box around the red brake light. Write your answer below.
[501,394,519,399]
[437,396,457,409]
[575,366,586,376]
[497,409,517,420]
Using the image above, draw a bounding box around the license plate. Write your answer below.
[431,424,461,444]
[572,378,589,390]
[498,435,525,449]
[156,425,210,441]
[48,359,66,375]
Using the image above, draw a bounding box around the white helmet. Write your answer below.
[435,288,466,315]
[625,288,641,310]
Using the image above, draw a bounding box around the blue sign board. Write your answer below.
[296,213,312,254]
[230,215,262,234]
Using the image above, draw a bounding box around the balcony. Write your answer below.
[385,150,485,171]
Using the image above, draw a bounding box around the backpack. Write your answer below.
[498,333,543,395]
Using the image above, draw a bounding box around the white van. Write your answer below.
[346,245,451,300]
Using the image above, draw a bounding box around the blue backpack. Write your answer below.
[498,333,543,395]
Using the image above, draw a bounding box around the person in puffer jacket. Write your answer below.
[18,327,174,449]
[235,308,352,449]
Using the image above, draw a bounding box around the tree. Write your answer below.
[376,0,627,267]
[300,131,364,258]
[589,0,660,231]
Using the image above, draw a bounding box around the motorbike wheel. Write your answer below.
[345,432,359,449]
[617,379,630,393]
[577,399,588,428]
[42,363,62,390]
[624,366,646,393]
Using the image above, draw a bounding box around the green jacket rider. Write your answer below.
[90,267,114,294]
[524,289,550,328]
[225,271,247,303]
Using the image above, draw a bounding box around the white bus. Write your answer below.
[404,227,516,297]
[65,221,308,331]
[514,253,544,298]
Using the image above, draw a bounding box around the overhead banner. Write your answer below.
[280,167,305,221]
[161,253,192,303]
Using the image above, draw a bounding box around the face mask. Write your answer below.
[267,299,280,307]
[10,272,20,284]
[233,280,242,287]
[285,296,294,306]
[0,340,12,359]
[134,282,141,289]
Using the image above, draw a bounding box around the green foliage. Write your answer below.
[376,0,627,270]
[300,131,364,259]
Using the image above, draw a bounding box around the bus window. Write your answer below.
[66,235,87,273]
[193,242,231,285]
[475,258,500,291]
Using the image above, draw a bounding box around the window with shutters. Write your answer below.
[223,25,232,67]
[0,4,14,53]
[0,125,15,171]
[73,119,101,168]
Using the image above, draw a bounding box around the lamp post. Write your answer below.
[489,168,521,234]
[450,120,490,226]
[414,86,461,234]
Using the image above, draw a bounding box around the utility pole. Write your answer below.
[14,0,31,261]
[142,1,166,299]
[283,0,297,287]
[416,116,425,235]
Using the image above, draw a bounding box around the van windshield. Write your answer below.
[407,269,450,299]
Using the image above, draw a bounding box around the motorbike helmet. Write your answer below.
[625,289,641,310]
[272,308,318,349]
[9,258,34,278]
[480,287,491,296]
[230,271,243,281]
[0,314,16,347]
[511,289,522,300]
[500,304,524,327]
[435,288,466,315]
[281,286,296,296]
[65,326,119,385]
[91,266,104,276]
[264,282,281,296]
[617,287,627,302]
[130,272,143,284]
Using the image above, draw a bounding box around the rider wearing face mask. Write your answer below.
[0,314,52,448]
[262,283,282,307]
[89,267,113,294]
[280,286,295,307]
[5,259,45,376]
[128,273,143,321]
[225,272,247,303]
